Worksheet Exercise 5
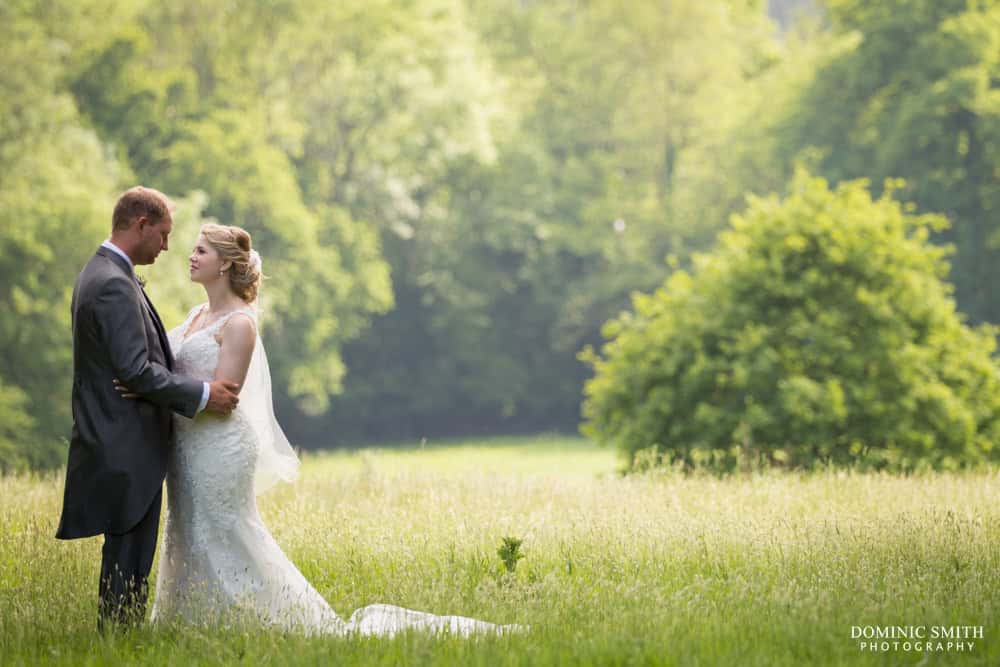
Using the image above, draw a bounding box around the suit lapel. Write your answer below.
[138,287,175,369]
[95,246,175,370]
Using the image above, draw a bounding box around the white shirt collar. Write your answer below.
[101,240,134,270]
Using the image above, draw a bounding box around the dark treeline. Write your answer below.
[1,0,997,469]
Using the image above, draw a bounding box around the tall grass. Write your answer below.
[1,436,997,665]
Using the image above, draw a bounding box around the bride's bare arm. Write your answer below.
[214,314,257,391]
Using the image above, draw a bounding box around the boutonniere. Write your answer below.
[135,273,148,288]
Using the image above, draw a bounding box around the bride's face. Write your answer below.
[189,235,230,284]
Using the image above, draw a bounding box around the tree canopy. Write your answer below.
[779,0,1000,322]
[1,0,998,470]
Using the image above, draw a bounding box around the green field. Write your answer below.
[1,436,997,665]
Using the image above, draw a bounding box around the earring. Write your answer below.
[219,270,225,276]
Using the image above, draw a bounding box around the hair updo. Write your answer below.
[199,223,261,303]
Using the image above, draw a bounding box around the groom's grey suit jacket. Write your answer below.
[56,246,203,539]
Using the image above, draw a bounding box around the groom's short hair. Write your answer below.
[112,186,176,231]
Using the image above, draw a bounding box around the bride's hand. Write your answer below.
[113,378,139,400]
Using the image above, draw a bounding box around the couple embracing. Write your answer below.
[56,187,518,637]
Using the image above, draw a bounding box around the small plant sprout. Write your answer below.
[497,536,524,574]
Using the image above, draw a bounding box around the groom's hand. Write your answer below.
[113,378,139,399]
[206,379,240,414]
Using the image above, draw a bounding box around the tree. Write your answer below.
[313,0,796,443]
[779,0,1000,322]
[0,381,35,473]
[582,172,1000,472]
[0,1,122,469]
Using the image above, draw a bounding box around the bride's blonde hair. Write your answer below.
[200,223,261,303]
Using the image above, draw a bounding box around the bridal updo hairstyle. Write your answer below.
[200,223,261,304]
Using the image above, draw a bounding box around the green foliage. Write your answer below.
[0,380,35,474]
[3,0,998,464]
[780,0,1000,323]
[0,0,402,466]
[318,0,793,443]
[582,173,1000,472]
[0,1,122,470]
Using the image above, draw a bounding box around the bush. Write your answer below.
[581,172,1000,472]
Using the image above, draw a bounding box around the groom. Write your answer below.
[56,186,241,631]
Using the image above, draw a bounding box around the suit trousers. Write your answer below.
[98,487,162,631]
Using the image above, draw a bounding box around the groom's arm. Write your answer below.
[92,275,204,418]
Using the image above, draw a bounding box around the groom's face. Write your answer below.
[134,215,173,265]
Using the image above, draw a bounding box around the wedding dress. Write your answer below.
[150,304,516,637]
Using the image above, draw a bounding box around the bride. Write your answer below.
[127,223,517,637]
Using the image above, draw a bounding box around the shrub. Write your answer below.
[581,172,1000,472]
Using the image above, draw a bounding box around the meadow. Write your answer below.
[1,436,997,665]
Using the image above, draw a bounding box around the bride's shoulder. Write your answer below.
[218,305,258,334]
[226,308,258,330]
[215,311,257,349]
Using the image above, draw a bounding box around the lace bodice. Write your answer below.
[168,303,257,382]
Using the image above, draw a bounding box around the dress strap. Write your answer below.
[190,303,208,324]
[179,303,209,340]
